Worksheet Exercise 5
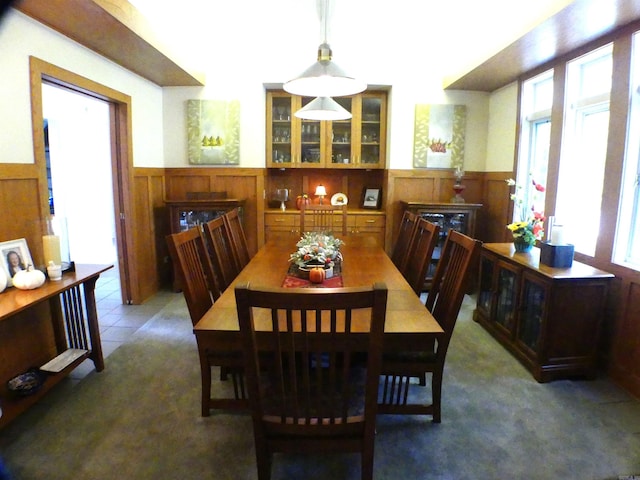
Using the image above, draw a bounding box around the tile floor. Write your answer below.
[69,267,179,381]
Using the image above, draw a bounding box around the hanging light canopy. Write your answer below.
[284,0,366,98]
[294,96,352,121]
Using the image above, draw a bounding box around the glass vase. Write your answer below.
[513,238,534,253]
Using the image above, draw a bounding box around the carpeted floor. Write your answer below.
[1,294,639,479]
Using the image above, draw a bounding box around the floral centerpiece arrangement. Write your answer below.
[505,176,545,252]
[289,232,344,268]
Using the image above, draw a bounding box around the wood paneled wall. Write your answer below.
[385,169,499,251]
[608,276,640,396]
[140,167,267,292]
[0,164,52,269]
[4,162,640,400]
[132,167,166,301]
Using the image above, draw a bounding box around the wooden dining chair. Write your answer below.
[235,282,388,480]
[202,216,237,292]
[166,227,247,415]
[299,203,348,236]
[403,217,440,295]
[379,229,481,422]
[223,207,252,275]
[390,210,418,275]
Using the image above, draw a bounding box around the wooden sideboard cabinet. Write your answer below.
[264,210,385,247]
[473,243,614,382]
[0,264,112,428]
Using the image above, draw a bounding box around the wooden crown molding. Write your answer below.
[444,0,640,92]
[13,0,205,87]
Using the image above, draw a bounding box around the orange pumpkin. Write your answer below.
[308,266,326,284]
[296,195,311,210]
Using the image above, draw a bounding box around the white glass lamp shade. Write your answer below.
[315,185,327,197]
[284,44,367,98]
[294,97,352,121]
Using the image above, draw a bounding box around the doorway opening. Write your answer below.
[42,84,119,291]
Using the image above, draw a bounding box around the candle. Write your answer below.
[550,225,565,245]
[42,234,62,265]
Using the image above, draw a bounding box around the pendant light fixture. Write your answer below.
[284,0,366,98]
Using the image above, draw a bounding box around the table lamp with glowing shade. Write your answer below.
[315,185,327,204]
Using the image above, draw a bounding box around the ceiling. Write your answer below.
[14,0,640,90]
[127,0,574,89]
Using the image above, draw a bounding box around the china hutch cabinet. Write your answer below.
[473,243,614,382]
[266,90,387,169]
[165,198,245,234]
[400,201,482,288]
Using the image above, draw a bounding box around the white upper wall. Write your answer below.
[0,11,163,167]
[0,8,519,173]
[486,83,519,172]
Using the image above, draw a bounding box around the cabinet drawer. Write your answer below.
[355,215,385,229]
[265,214,298,227]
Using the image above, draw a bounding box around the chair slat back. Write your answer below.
[425,230,481,353]
[202,216,237,292]
[300,204,348,236]
[391,210,418,274]
[166,227,218,325]
[235,282,387,475]
[404,218,440,295]
[223,208,251,274]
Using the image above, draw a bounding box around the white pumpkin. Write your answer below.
[12,266,46,290]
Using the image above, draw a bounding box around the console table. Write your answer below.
[473,243,614,382]
[0,264,112,428]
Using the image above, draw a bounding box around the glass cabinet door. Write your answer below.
[267,93,295,167]
[179,209,227,232]
[299,97,324,167]
[477,254,495,317]
[330,97,353,166]
[418,211,469,278]
[359,94,383,167]
[494,261,519,335]
[517,274,547,355]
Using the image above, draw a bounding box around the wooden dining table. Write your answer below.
[193,236,443,355]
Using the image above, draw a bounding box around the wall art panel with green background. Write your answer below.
[413,104,466,169]
[187,99,240,165]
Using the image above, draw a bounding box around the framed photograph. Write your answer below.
[1,238,33,287]
[361,187,382,210]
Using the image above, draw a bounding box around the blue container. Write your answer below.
[540,242,574,268]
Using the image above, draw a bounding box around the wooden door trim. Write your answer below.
[28,56,136,304]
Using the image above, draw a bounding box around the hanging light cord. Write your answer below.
[317,0,332,61]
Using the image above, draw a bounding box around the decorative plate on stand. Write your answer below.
[330,193,348,206]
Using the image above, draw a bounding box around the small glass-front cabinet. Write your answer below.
[473,243,614,382]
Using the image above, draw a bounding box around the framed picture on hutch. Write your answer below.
[361,188,382,209]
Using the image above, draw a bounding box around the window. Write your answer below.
[516,70,553,221]
[613,32,640,270]
[556,44,612,256]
